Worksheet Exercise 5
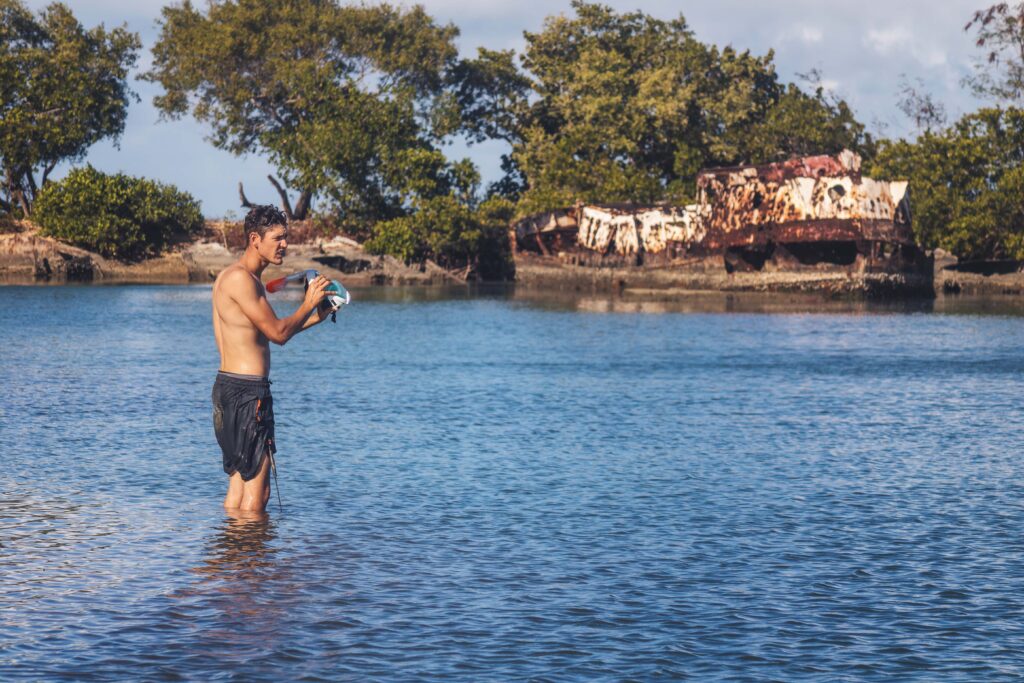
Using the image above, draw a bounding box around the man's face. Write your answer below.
[253,225,288,265]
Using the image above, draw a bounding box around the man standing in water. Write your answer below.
[211,205,335,512]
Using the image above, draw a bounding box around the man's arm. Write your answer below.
[226,270,330,345]
[302,301,336,330]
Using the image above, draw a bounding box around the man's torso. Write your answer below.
[213,264,271,376]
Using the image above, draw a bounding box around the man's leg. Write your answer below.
[240,453,272,512]
[224,472,244,509]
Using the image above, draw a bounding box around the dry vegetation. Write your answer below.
[0,217,32,234]
[199,218,359,250]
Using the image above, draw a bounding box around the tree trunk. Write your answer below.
[292,189,312,220]
[3,167,12,214]
[15,188,30,217]
[239,178,310,220]
[23,167,37,205]
[41,161,57,188]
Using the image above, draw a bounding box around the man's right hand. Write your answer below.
[303,274,331,311]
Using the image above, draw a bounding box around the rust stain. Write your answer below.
[697,151,912,251]
[510,150,918,272]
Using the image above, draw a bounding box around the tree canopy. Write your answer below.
[0,0,139,215]
[869,107,1024,260]
[145,0,469,224]
[458,1,871,213]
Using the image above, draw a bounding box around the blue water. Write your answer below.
[2,285,1024,681]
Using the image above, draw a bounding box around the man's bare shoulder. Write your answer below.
[215,265,262,301]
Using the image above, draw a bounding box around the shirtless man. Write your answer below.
[211,205,335,512]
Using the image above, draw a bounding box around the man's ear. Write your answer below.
[247,231,259,249]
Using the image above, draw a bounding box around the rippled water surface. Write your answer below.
[3,285,1024,681]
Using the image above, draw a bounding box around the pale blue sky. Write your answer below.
[31,1,989,216]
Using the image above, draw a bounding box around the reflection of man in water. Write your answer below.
[187,510,289,628]
[197,510,278,580]
[194,509,276,581]
[211,205,335,512]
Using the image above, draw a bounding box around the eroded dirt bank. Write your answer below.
[0,228,462,286]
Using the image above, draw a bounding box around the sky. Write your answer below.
[26,0,992,217]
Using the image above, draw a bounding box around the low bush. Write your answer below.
[365,195,515,280]
[34,166,204,260]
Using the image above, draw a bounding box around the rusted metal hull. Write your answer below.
[509,150,932,296]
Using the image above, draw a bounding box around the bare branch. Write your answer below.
[238,181,255,208]
[41,161,57,188]
[30,107,64,120]
[266,175,294,219]
[897,74,947,134]
[964,2,1024,102]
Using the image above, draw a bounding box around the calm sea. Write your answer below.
[2,285,1024,681]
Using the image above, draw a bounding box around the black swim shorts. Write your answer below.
[212,371,276,481]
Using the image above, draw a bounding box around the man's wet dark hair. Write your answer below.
[244,204,287,241]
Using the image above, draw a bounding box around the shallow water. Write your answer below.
[2,285,1024,681]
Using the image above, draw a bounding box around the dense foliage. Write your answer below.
[145,0,467,224]
[365,196,515,279]
[35,166,204,260]
[0,0,139,216]
[868,107,1024,260]
[458,2,871,212]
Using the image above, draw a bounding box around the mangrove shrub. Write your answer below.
[365,196,515,279]
[35,166,204,260]
[868,107,1024,260]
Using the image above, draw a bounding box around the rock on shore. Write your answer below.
[0,228,462,286]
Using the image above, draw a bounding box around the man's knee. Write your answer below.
[239,493,267,512]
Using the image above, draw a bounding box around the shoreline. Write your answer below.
[0,228,465,288]
[4,228,1024,299]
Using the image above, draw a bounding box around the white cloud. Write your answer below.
[865,26,947,67]
[776,24,823,47]
[865,27,912,53]
[799,26,823,44]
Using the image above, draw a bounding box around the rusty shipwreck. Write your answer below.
[510,151,933,297]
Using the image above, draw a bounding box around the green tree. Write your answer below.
[456,1,871,214]
[34,166,204,260]
[868,107,1024,260]
[743,82,872,162]
[0,0,139,215]
[145,0,466,224]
